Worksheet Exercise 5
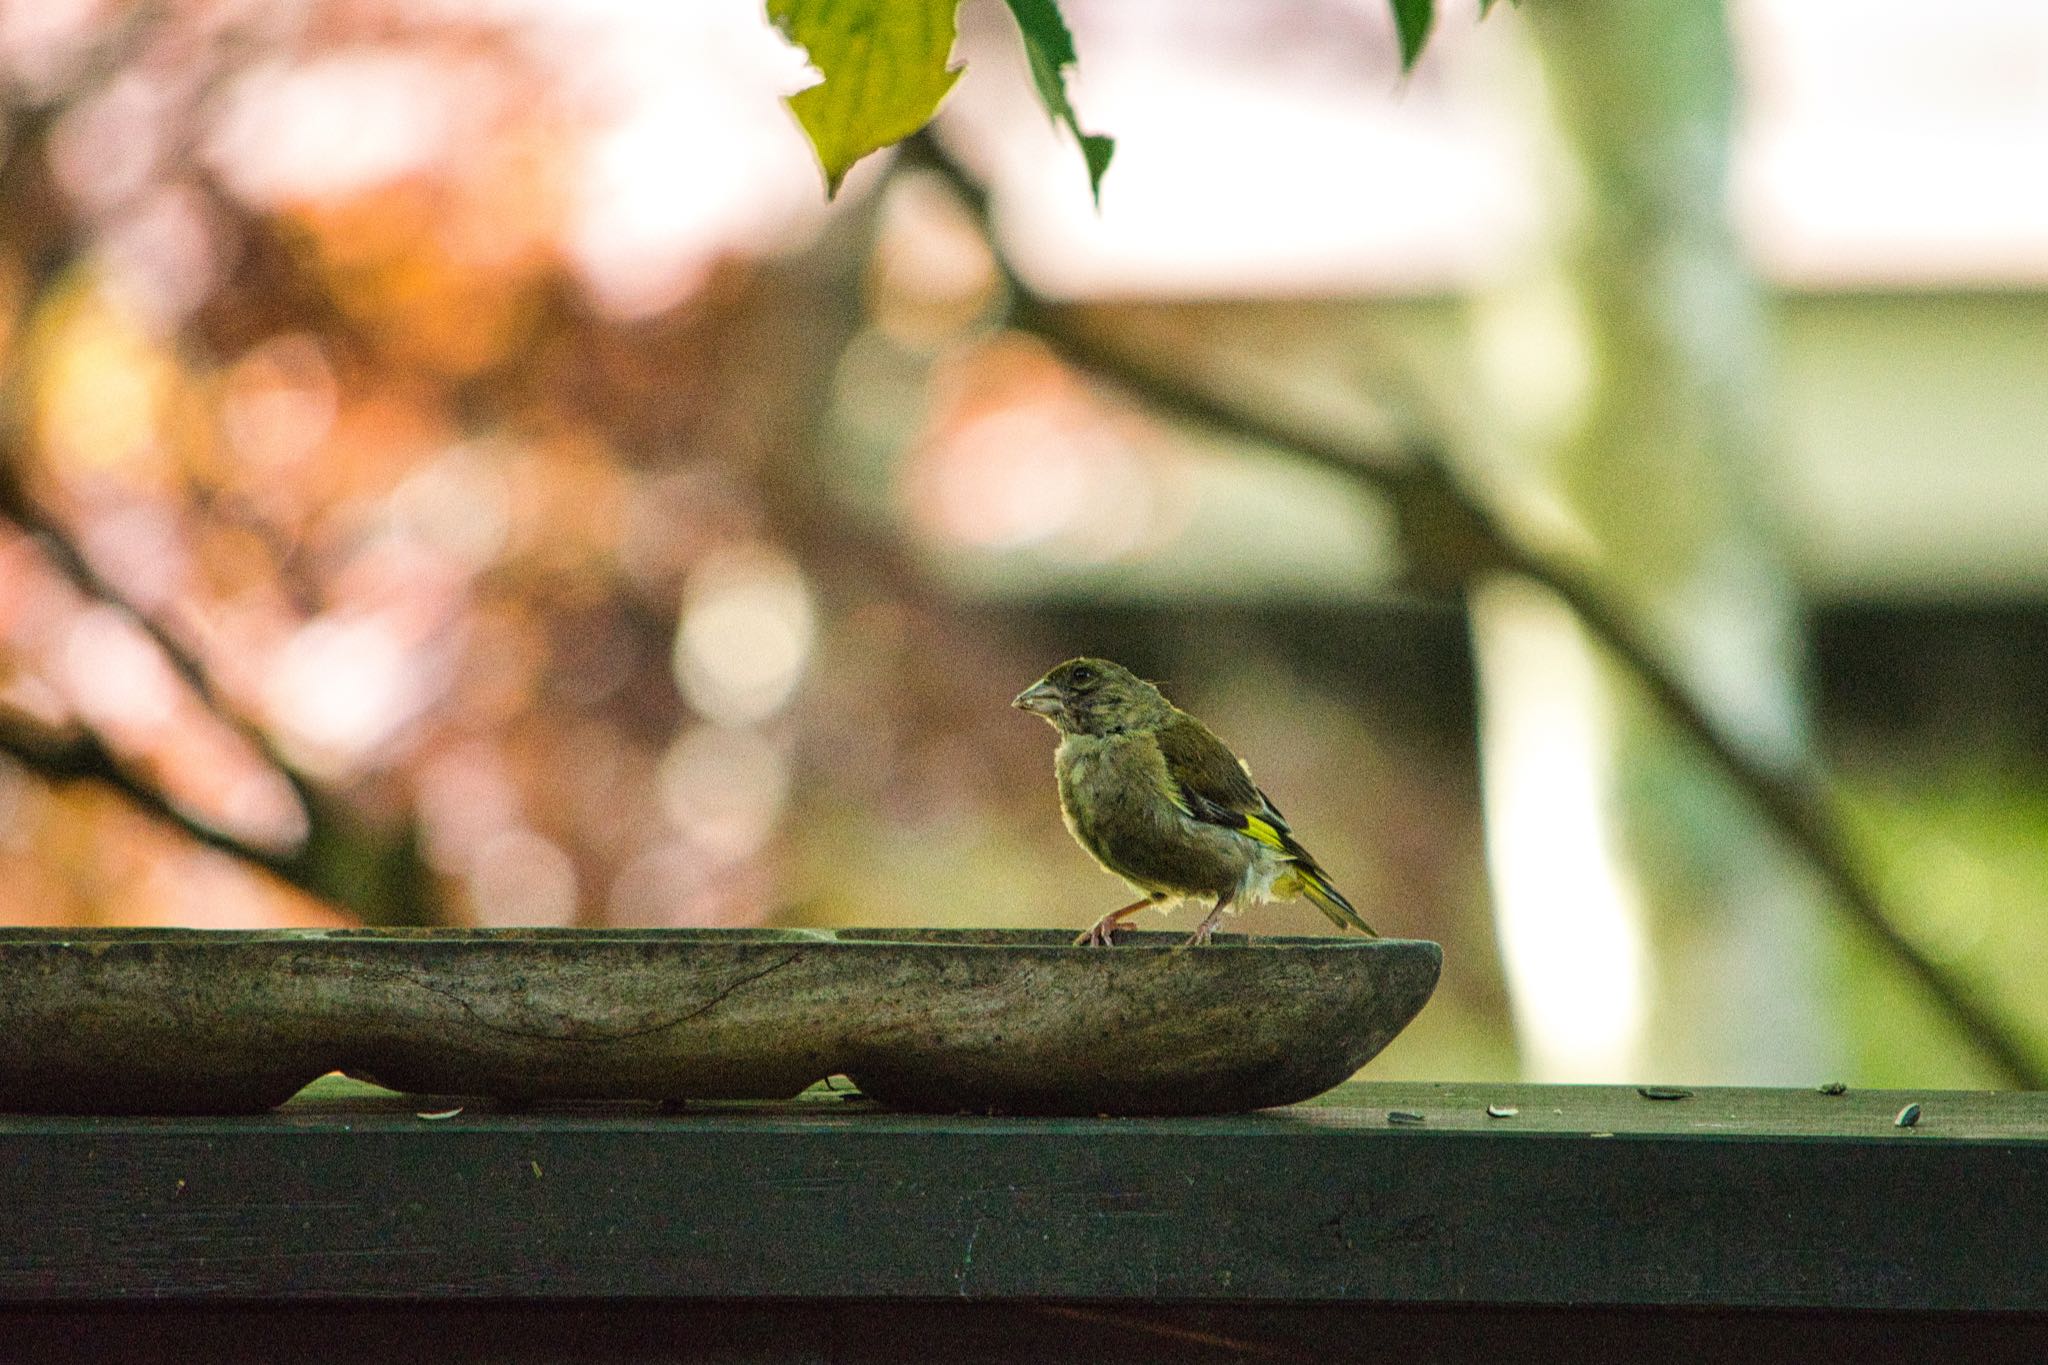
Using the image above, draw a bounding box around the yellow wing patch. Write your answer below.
[1241,814,1289,851]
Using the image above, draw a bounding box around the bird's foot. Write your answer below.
[1075,898,1152,947]
[1075,917,1127,947]
[1183,906,1228,946]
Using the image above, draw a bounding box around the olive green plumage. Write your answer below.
[1012,657,1376,945]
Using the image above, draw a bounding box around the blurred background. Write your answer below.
[0,0,2042,1088]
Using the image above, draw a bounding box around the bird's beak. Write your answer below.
[1012,681,1063,717]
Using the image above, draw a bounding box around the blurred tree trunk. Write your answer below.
[1467,0,1840,1081]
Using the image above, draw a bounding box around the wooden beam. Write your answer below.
[3,1079,2043,1310]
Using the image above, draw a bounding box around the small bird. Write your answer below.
[1012,657,1376,946]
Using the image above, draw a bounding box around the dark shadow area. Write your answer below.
[6,1300,2046,1365]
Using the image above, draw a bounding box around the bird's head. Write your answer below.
[1011,657,1171,737]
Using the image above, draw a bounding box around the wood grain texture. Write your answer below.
[4,1078,2045,1310]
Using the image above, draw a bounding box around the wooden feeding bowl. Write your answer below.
[0,927,1440,1116]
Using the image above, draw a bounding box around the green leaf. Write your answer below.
[1001,0,1115,204]
[1389,0,1434,72]
[768,0,964,197]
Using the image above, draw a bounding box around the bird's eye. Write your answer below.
[1068,664,1097,687]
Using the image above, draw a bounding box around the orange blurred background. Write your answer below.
[2,0,2043,1086]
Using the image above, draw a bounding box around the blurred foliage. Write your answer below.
[764,0,1485,201]
[1835,768,2048,1088]
[0,0,2038,1090]
[0,2,1498,998]
[0,0,892,930]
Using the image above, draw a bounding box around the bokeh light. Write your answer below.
[263,614,430,777]
[467,825,579,926]
[673,547,816,728]
[0,0,2038,1095]
[657,722,792,867]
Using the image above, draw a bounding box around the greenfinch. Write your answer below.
[1013,658,1377,946]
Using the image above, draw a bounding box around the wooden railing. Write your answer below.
[3,1077,2044,1359]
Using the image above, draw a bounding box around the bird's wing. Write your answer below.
[1154,713,1310,862]
[1157,711,1375,934]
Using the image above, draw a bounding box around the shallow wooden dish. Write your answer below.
[0,927,1440,1116]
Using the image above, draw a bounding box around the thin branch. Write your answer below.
[1518,553,2048,1084]
[0,28,433,924]
[0,464,326,817]
[0,709,318,891]
[901,132,2046,1089]
[1,476,210,702]
[0,92,332,876]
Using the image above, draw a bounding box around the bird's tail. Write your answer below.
[1296,866,1377,937]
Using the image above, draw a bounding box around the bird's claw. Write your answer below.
[1077,898,1154,947]
[1075,919,1125,947]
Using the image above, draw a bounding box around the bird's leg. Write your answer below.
[1076,898,1152,947]
[1184,891,1238,946]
